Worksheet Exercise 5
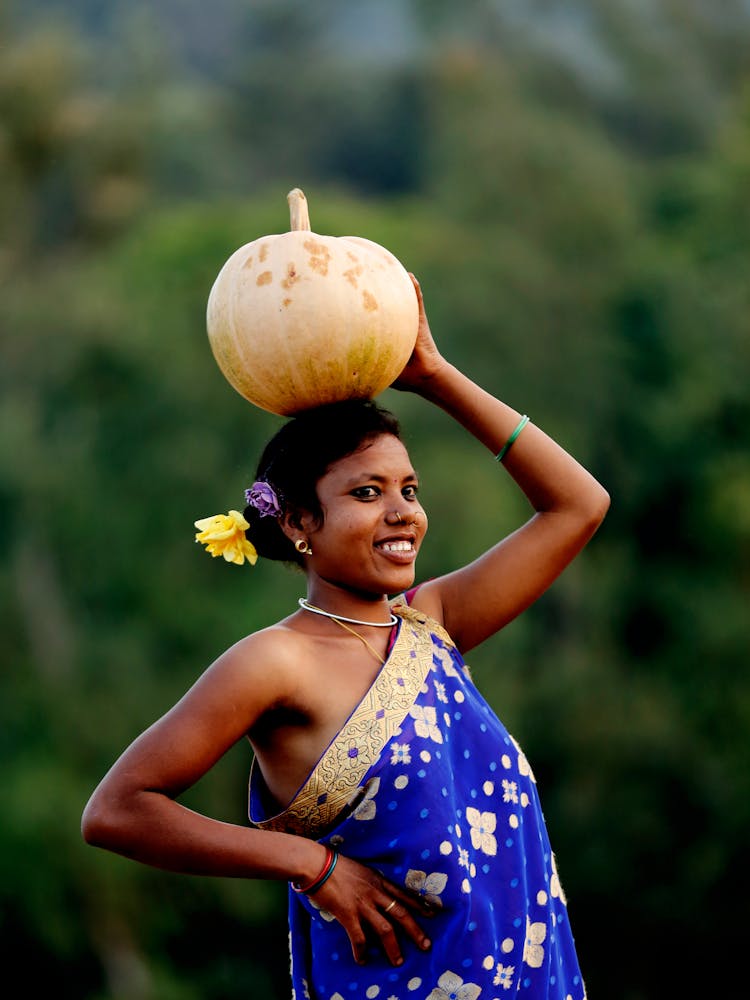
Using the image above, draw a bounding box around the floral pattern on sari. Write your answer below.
[252,606,587,1000]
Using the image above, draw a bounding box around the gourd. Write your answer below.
[206,188,419,416]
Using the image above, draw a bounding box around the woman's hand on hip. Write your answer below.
[308,853,434,967]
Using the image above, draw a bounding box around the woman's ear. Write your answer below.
[280,508,316,541]
[279,509,300,542]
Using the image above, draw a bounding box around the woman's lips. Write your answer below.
[375,538,417,562]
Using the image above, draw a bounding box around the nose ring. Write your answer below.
[392,510,420,526]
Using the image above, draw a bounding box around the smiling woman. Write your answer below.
[81,275,610,1000]
[241,397,418,579]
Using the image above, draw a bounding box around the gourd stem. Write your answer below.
[287,188,311,231]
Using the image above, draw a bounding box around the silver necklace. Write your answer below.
[298,597,397,627]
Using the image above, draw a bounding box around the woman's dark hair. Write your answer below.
[244,399,401,566]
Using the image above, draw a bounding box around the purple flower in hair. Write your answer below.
[244,480,282,518]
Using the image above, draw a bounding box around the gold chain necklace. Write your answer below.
[327,617,386,665]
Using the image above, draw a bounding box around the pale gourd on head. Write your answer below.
[206,188,419,416]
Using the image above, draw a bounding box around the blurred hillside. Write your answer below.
[1,1,749,998]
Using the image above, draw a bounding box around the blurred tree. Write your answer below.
[0,20,151,256]
[539,92,750,999]
[2,2,750,998]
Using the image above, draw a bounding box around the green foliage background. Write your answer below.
[2,1,749,997]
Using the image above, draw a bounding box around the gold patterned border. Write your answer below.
[249,605,453,839]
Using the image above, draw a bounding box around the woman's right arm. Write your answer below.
[81,631,433,966]
[81,630,324,883]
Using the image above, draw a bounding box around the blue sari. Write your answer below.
[250,604,587,1000]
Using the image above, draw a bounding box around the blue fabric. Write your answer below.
[253,609,586,1000]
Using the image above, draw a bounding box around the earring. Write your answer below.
[295,539,312,556]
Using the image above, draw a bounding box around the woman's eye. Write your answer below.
[403,485,419,499]
[351,486,380,499]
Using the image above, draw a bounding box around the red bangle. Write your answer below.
[292,846,337,895]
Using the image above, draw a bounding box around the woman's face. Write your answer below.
[303,434,427,598]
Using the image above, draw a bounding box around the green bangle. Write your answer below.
[495,415,529,462]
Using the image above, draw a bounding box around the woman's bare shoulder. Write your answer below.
[145,619,312,748]
[199,619,311,696]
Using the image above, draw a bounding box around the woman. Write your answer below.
[82,277,609,999]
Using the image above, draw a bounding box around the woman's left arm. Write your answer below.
[394,276,610,653]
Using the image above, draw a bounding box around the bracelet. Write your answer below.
[495,415,529,462]
[291,847,338,895]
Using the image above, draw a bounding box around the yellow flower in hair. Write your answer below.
[194,510,258,566]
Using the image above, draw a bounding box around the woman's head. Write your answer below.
[244,399,402,566]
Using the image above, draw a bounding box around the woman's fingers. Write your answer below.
[347,921,369,966]
[385,879,438,920]
[376,897,432,961]
[353,900,431,967]
[344,897,431,967]
[312,855,435,965]
[369,911,405,966]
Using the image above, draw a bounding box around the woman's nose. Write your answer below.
[385,509,421,527]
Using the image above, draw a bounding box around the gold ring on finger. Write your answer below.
[384,899,397,914]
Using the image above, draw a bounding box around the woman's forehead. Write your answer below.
[323,435,414,481]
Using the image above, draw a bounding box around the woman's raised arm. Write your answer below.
[394,276,610,653]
